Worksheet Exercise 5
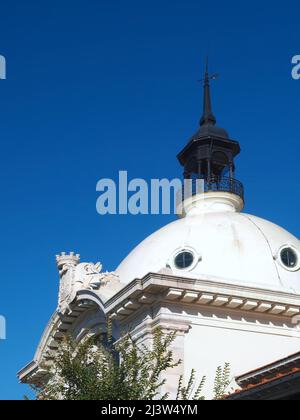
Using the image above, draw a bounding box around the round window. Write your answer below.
[174,251,194,270]
[280,247,298,269]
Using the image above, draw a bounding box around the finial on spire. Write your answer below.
[205,55,209,74]
[200,57,218,127]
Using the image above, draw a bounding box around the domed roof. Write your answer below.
[192,124,229,140]
[116,193,300,294]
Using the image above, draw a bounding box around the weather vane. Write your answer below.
[198,57,219,84]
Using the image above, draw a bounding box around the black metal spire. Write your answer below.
[177,60,243,203]
[200,58,217,127]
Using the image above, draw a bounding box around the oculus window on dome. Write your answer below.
[174,251,194,270]
[276,246,300,272]
[281,248,298,269]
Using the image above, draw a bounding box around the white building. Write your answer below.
[18,65,300,399]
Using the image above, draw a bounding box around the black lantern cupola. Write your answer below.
[177,61,244,201]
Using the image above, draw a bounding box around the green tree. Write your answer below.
[176,369,206,400]
[32,327,230,400]
[177,364,231,401]
[213,363,231,400]
[33,328,180,400]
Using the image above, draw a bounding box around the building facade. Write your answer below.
[18,66,300,399]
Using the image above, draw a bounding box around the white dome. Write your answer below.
[116,192,300,294]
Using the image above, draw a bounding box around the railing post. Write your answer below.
[181,176,244,202]
[207,159,211,191]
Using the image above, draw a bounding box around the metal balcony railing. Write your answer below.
[181,176,244,202]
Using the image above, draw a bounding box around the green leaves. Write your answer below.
[33,325,231,401]
[177,363,231,401]
[213,362,231,400]
[177,370,206,400]
[35,327,181,401]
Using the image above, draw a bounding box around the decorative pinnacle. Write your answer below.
[56,252,80,269]
[199,57,218,127]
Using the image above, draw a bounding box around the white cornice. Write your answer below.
[18,272,300,385]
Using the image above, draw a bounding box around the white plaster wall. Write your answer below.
[184,323,300,399]
[120,303,300,399]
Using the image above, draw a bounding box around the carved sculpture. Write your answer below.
[56,252,119,314]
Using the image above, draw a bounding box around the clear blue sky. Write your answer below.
[0,0,299,399]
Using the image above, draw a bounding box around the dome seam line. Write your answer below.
[240,214,283,287]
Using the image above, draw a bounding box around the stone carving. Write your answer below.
[73,262,103,291]
[56,252,80,314]
[56,252,119,314]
